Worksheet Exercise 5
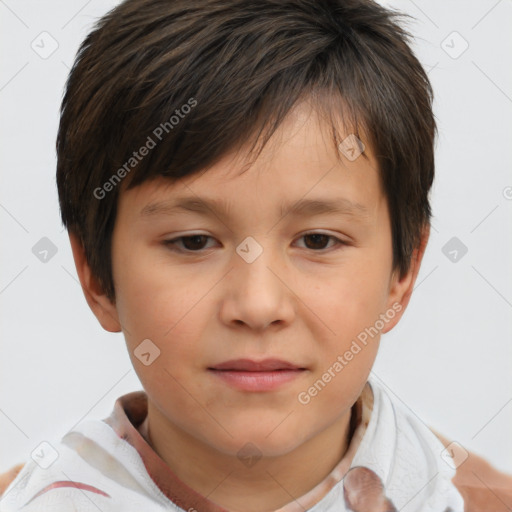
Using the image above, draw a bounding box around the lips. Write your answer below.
[209,359,304,372]
[208,359,306,392]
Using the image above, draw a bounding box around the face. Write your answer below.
[85,101,419,459]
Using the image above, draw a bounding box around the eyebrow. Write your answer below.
[139,195,370,221]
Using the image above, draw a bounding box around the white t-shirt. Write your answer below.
[0,375,464,511]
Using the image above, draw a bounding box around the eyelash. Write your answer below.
[162,232,347,254]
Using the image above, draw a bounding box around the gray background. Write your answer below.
[1,0,511,475]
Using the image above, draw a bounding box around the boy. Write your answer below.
[1,0,511,510]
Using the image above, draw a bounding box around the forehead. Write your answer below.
[117,101,384,224]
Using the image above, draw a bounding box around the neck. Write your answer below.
[139,403,360,512]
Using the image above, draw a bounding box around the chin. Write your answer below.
[212,421,310,459]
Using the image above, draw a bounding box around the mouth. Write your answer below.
[208,359,307,392]
[210,358,305,372]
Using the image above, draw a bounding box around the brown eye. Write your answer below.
[303,234,331,250]
[164,235,213,252]
[163,232,346,254]
[298,233,345,251]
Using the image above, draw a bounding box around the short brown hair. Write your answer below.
[57,0,436,302]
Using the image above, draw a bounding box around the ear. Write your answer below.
[381,224,430,334]
[68,231,122,333]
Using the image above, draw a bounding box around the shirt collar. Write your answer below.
[102,383,373,511]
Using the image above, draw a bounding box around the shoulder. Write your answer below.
[354,377,464,511]
[432,431,512,512]
[0,418,168,511]
[0,458,111,512]
[0,423,116,511]
[0,465,23,500]
[365,378,512,511]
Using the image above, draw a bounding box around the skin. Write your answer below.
[0,464,23,497]
[68,100,429,512]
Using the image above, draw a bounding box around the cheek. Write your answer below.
[114,245,205,336]
[300,251,391,396]
[311,261,391,338]
[112,263,212,400]
[116,268,209,416]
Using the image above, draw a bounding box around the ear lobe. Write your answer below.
[381,224,430,334]
[68,231,122,333]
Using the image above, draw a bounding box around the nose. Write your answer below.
[218,240,295,332]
